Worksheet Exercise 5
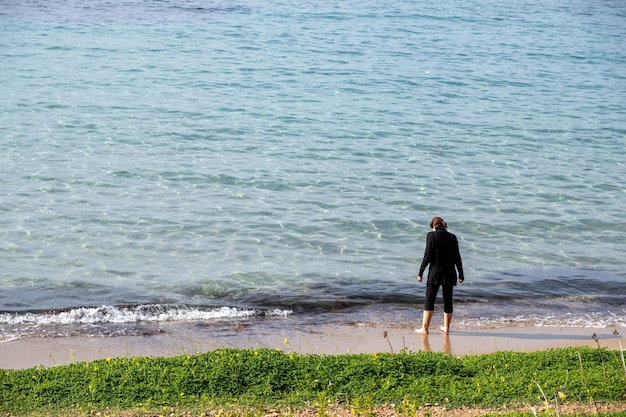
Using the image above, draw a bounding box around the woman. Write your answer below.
[415,217,464,334]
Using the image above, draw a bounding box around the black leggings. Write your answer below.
[424,283,454,313]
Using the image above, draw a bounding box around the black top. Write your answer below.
[418,228,464,286]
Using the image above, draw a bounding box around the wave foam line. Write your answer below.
[0,304,293,325]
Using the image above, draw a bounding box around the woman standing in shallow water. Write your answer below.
[415,217,465,334]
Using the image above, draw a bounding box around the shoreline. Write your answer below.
[1,322,623,370]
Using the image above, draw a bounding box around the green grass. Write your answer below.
[1,346,624,416]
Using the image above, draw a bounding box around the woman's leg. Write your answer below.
[416,284,439,334]
[415,310,434,334]
[442,284,454,314]
[424,283,439,311]
[441,285,454,333]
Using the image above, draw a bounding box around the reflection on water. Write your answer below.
[419,333,451,355]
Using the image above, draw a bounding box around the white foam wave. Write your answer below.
[0,304,293,325]
[459,310,626,330]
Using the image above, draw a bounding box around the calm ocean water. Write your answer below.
[1,0,625,342]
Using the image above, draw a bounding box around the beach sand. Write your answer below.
[1,321,623,370]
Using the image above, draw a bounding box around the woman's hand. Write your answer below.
[417,276,423,283]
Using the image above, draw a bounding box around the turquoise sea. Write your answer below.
[1,0,625,342]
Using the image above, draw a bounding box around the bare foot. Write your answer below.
[415,328,429,334]
[440,326,449,334]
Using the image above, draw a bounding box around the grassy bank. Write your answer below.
[1,345,625,416]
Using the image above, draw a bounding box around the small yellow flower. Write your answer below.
[283,337,289,344]
[105,357,111,362]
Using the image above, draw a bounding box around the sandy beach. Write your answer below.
[1,321,623,370]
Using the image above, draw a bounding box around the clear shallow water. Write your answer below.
[1,0,625,341]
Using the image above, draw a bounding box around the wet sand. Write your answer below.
[1,322,623,370]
